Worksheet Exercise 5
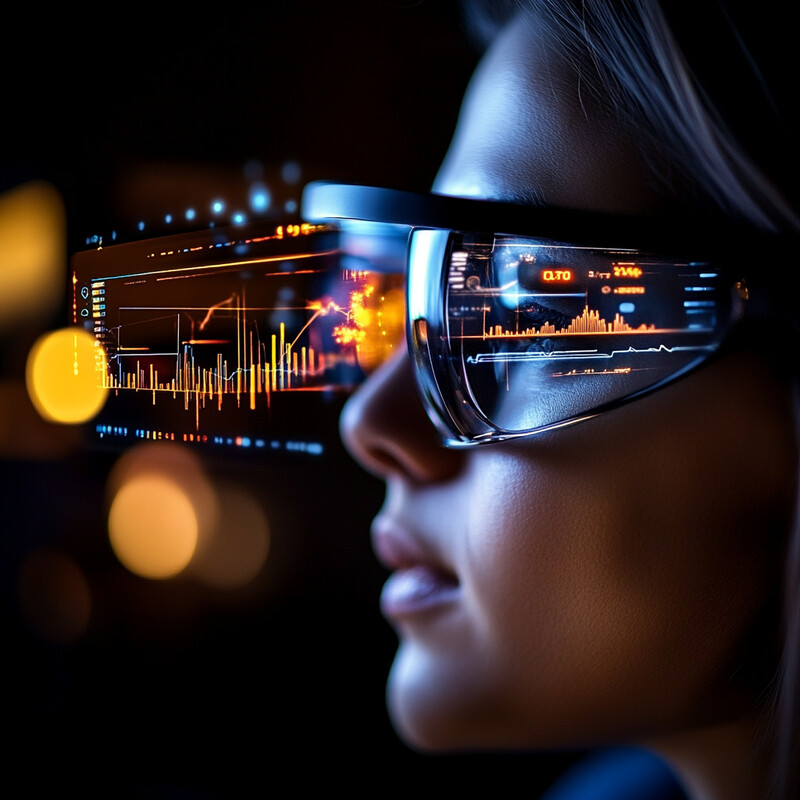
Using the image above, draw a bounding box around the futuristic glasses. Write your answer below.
[301,181,787,447]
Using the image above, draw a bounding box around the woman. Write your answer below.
[305,2,800,797]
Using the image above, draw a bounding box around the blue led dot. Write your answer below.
[212,200,225,214]
[249,184,270,212]
[186,208,196,221]
[138,221,145,231]
[232,212,246,224]
[619,302,636,314]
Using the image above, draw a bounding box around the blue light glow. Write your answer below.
[186,208,196,221]
[212,200,225,214]
[249,183,271,212]
[232,212,246,224]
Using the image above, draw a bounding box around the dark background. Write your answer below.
[1,2,579,794]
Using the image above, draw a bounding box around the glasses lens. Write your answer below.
[409,230,739,442]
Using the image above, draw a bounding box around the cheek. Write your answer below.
[387,353,793,751]
[457,453,661,740]
[453,368,790,744]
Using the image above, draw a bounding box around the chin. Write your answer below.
[386,644,479,752]
[384,640,709,755]
[384,642,528,753]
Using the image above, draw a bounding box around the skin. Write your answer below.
[341,12,795,799]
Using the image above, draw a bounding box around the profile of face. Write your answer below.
[341,12,795,752]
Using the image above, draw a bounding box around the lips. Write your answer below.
[380,564,460,618]
[372,518,460,620]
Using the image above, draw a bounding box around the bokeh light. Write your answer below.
[104,441,272,588]
[108,474,200,579]
[189,481,270,589]
[0,180,65,330]
[18,547,92,644]
[106,441,218,580]
[106,442,218,580]
[26,326,109,424]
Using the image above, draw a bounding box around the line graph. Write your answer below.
[71,222,404,453]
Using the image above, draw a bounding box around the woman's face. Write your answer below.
[341,13,795,750]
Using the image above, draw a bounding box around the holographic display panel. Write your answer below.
[441,233,734,434]
[70,222,404,456]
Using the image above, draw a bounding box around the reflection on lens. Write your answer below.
[420,231,734,441]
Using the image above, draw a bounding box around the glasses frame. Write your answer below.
[301,181,796,446]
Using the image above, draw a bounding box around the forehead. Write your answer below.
[434,13,664,216]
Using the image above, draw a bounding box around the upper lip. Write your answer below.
[371,515,451,576]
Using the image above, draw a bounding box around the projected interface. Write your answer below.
[71,223,404,455]
[442,233,734,432]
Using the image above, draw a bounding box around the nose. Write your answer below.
[340,348,464,484]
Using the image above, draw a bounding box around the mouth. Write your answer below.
[380,564,460,620]
[372,518,460,621]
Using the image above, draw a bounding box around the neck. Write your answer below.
[644,715,772,800]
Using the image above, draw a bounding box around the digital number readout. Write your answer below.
[613,263,643,278]
[541,269,573,282]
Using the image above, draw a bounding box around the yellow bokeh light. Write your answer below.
[0,180,66,329]
[105,441,218,580]
[108,474,199,579]
[26,326,108,424]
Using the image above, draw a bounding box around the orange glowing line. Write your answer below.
[287,302,344,351]
[151,250,338,281]
[263,268,324,277]
[199,294,236,330]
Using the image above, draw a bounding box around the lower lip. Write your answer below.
[380,565,460,620]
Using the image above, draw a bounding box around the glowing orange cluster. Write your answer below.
[333,283,375,346]
[331,274,405,371]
